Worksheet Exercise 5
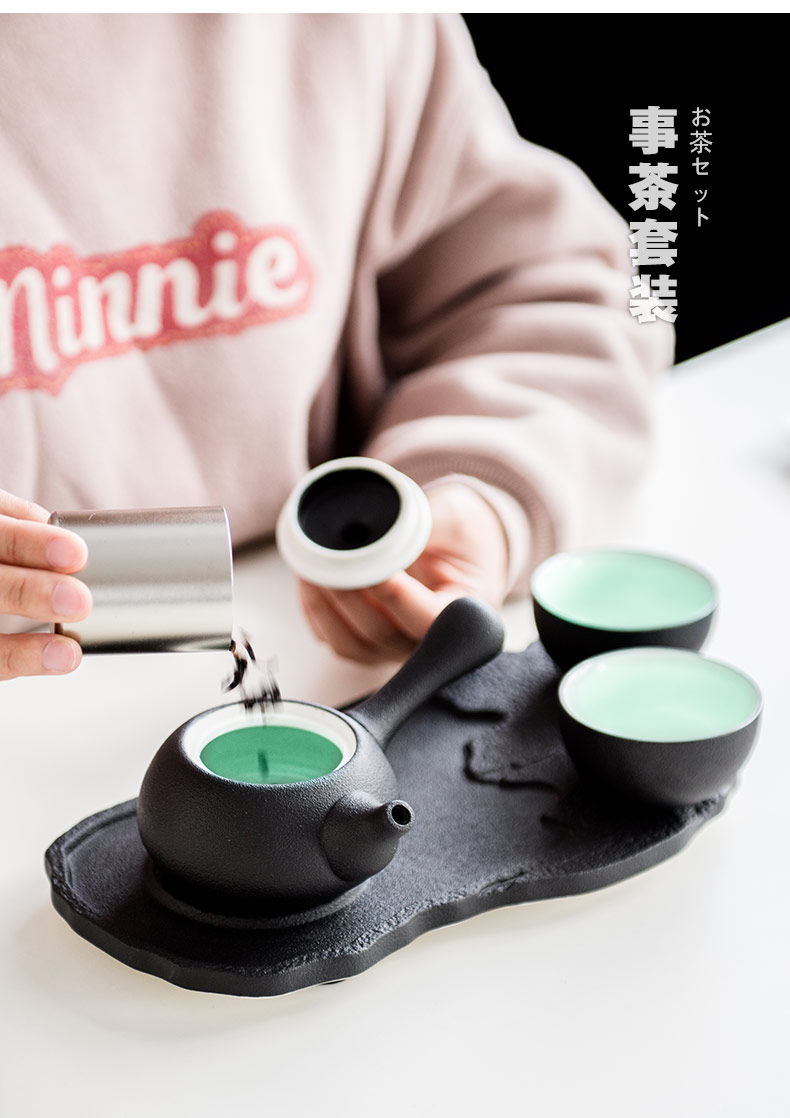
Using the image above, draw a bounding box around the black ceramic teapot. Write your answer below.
[137,597,505,923]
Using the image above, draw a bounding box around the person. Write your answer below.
[0,14,672,680]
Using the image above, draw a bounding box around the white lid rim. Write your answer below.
[276,458,432,590]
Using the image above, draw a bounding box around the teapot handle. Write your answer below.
[349,597,505,749]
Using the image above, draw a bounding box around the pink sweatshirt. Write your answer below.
[0,14,672,593]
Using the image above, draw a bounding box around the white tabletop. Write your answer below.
[2,321,789,1118]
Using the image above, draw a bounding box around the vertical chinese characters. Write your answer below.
[628,106,678,324]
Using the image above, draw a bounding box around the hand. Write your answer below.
[0,489,92,680]
[299,482,508,663]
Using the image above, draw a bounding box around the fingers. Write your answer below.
[0,494,88,681]
[299,573,460,664]
[363,573,458,639]
[0,512,90,622]
[324,587,417,656]
[295,479,510,664]
[0,514,88,572]
[0,562,92,622]
[0,489,50,523]
[299,581,416,664]
[0,633,82,681]
[300,589,382,662]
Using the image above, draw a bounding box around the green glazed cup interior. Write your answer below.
[531,550,717,632]
[559,648,762,743]
[184,701,357,786]
[201,724,344,785]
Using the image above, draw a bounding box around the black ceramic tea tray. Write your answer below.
[46,642,726,997]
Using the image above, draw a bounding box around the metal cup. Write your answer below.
[48,507,233,653]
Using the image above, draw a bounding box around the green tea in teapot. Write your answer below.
[200,724,343,784]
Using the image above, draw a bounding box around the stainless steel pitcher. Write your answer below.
[48,506,233,653]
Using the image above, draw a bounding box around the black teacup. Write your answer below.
[532,549,718,669]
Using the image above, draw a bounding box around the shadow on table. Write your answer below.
[12,879,623,1032]
[12,898,325,1035]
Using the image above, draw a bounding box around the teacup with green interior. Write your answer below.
[531,549,718,668]
[558,647,762,806]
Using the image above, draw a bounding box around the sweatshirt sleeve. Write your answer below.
[351,15,673,594]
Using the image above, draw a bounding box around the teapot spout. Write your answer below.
[321,793,414,883]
